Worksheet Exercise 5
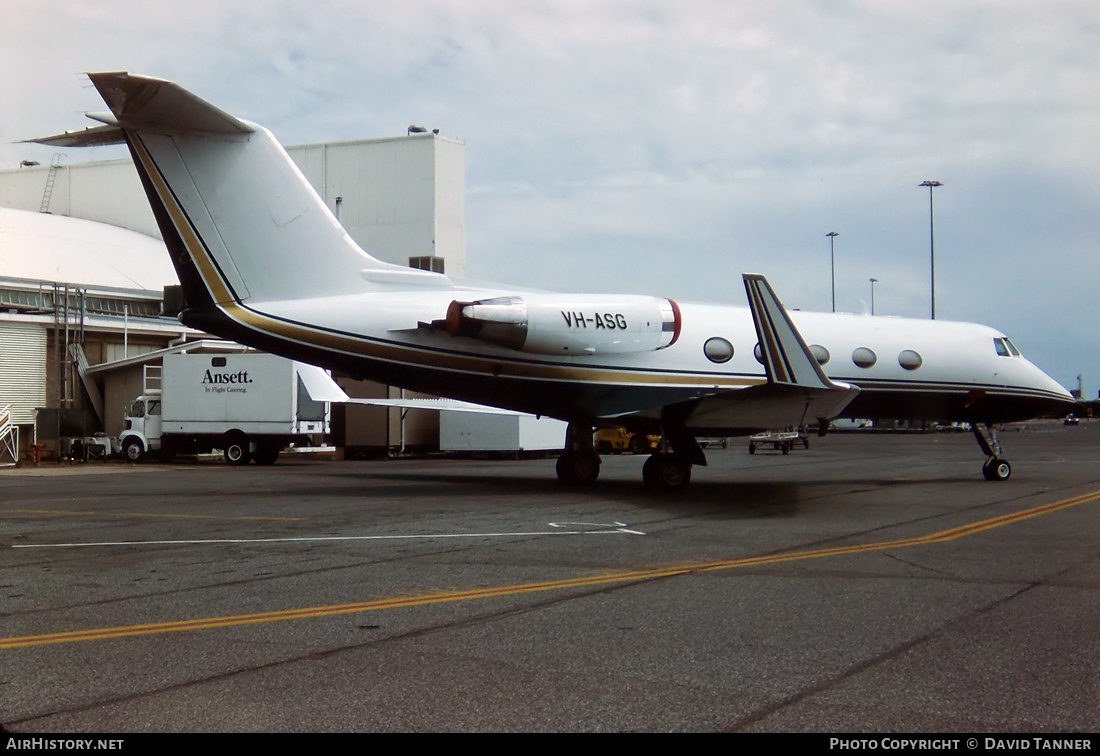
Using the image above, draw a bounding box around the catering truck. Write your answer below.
[118,352,345,465]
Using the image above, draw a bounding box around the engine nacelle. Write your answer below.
[444,294,681,355]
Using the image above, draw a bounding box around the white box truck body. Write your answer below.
[119,353,340,464]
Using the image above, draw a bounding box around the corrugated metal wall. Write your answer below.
[0,322,47,424]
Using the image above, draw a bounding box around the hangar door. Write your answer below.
[0,323,47,424]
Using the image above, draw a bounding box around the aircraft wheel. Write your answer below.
[223,432,251,466]
[123,438,145,463]
[748,442,756,455]
[658,455,692,490]
[644,454,691,491]
[556,451,600,485]
[982,457,1011,481]
[781,442,791,455]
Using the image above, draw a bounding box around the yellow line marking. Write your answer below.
[5,490,1095,650]
[4,509,303,522]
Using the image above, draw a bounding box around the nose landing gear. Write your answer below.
[974,424,1011,481]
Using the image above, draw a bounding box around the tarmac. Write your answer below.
[1,422,1097,732]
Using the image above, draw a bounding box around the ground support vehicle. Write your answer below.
[596,427,661,455]
[748,428,810,455]
[118,353,336,465]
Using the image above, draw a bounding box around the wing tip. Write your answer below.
[742,273,833,390]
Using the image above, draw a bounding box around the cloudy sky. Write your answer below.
[3,0,1098,397]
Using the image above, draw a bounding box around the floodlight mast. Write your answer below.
[826,231,839,313]
[920,180,943,319]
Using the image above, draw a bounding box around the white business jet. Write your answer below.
[31,73,1075,489]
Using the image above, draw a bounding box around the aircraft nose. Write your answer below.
[1027,360,1077,410]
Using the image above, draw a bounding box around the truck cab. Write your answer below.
[119,393,162,461]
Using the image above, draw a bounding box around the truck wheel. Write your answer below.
[123,438,145,463]
[223,432,251,465]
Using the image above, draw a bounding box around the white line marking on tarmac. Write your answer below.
[549,521,646,535]
[12,524,646,549]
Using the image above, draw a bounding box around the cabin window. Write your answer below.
[1005,338,1021,356]
[898,350,923,371]
[810,344,830,365]
[994,338,1010,357]
[852,347,877,368]
[703,337,734,364]
[753,343,764,364]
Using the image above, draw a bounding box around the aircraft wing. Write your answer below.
[343,397,529,416]
[291,369,525,415]
[294,363,350,403]
[680,275,860,434]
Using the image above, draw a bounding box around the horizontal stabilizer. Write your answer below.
[86,72,254,135]
[24,124,126,147]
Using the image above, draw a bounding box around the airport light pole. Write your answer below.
[869,277,878,315]
[826,231,839,313]
[920,180,942,319]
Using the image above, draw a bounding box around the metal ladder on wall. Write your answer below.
[0,405,18,467]
[40,154,63,213]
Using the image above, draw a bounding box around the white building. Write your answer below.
[2,134,466,275]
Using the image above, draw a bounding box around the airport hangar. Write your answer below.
[0,132,474,463]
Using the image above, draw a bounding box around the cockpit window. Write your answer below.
[994,337,1021,357]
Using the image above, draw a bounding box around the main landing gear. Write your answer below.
[554,422,704,491]
[556,423,602,485]
[973,423,1011,481]
[558,415,704,492]
[643,413,707,492]
[642,452,692,491]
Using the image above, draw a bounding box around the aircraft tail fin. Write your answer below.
[32,72,450,314]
